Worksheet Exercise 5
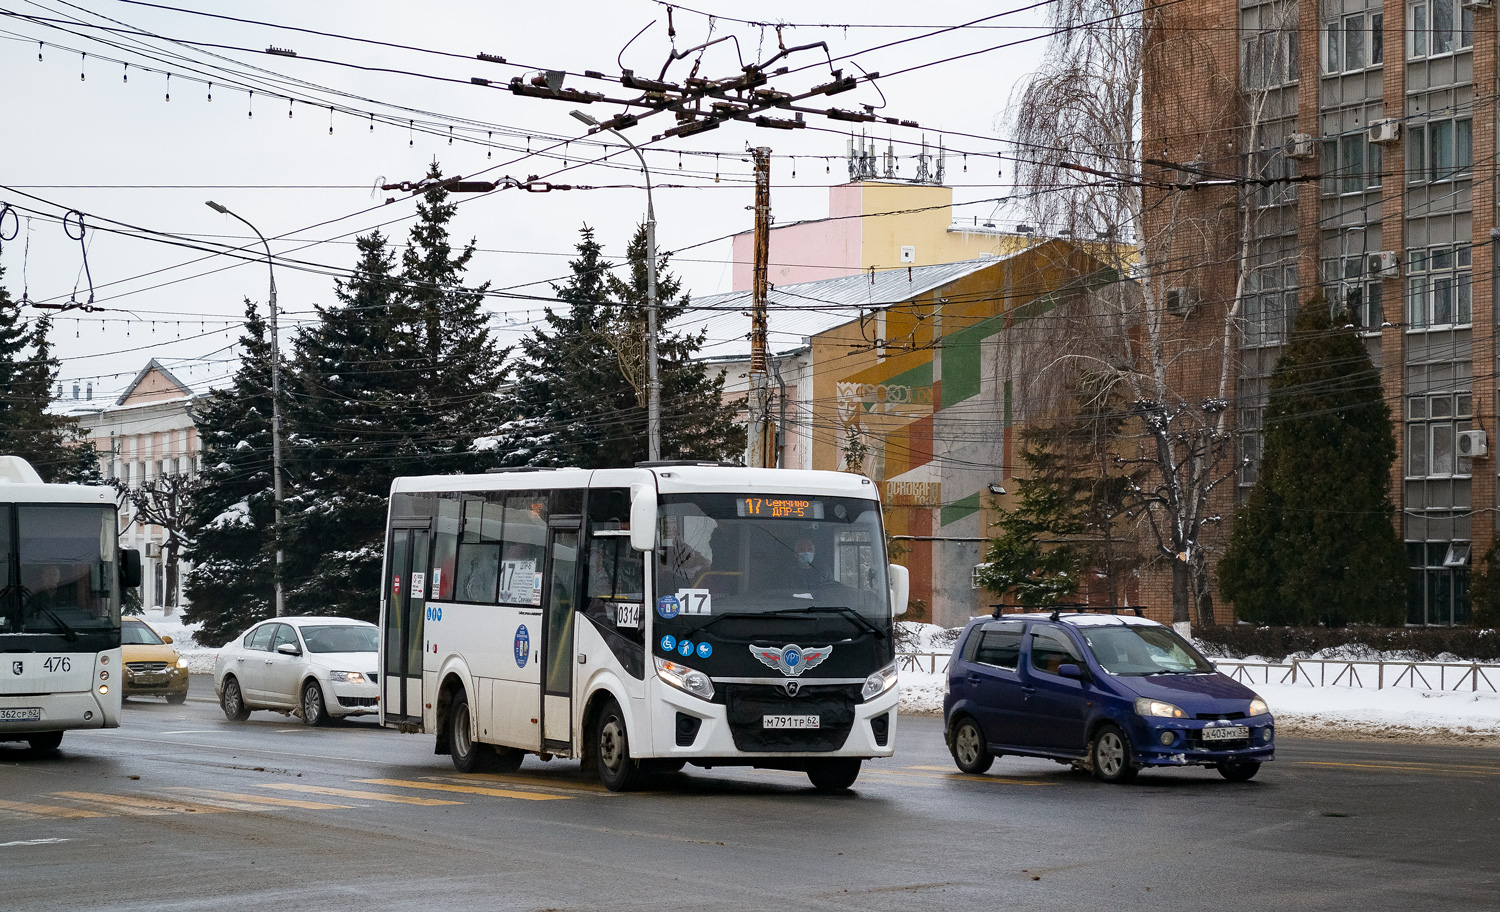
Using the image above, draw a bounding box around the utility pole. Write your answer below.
[745,147,776,468]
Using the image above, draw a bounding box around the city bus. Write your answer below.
[379,464,908,791]
[0,455,141,751]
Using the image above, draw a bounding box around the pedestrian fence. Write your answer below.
[895,653,1500,693]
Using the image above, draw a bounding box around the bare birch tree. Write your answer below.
[1007,0,1297,628]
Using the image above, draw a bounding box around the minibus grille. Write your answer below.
[722,683,859,752]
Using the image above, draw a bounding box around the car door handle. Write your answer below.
[966,673,980,683]
[1021,686,1035,695]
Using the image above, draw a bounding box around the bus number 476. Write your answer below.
[43,657,72,673]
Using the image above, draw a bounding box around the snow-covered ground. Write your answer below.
[893,622,1500,745]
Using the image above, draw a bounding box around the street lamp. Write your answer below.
[570,109,660,462]
[206,200,285,617]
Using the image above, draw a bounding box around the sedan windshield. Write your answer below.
[301,625,378,653]
[1079,625,1216,675]
[122,621,165,645]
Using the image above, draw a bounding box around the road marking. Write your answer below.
[357,778,572,801]
[0,838,72,847]
[258,783,463,806]
[449,772,610,795]
[52,791,231,816]
[0,798,108,819]
[868,767,1055,786]
[161,730,222,735]
[1296,760,1500,777]
[166,788,354,811]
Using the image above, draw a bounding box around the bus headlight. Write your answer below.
[655,656,714,701]
[862,662,899,701]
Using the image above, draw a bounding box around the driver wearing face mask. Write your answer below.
[790,537,823,591]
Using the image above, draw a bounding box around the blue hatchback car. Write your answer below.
[942,610,1274,783]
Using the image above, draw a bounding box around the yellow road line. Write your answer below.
[165,787,354,811]
[450,772,609,795]
[0,797,109,819]
[357,778,571,801]
[1296,761,1500,777]
[257,783,463,806]
[51,792,208,816]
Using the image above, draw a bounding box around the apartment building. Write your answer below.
[1145,0,1493,624]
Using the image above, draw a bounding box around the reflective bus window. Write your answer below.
[500,492,547,606]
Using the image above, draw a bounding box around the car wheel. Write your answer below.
[1217,760,1261,782]
[27,731,63,752]
[166,691,187,705]
[301,680,329,727]
[1091,724,1138,784]
[220,676,251,722]
[448,690,496,773]
[948,717,994,775]
[806,758,862,792]
[594,698,643,792]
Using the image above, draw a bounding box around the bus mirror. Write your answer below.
[888,563,909,616]
[630,487,658,552]
[120,548,143,589]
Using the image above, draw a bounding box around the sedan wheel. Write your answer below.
[301,680,329,726]
[220,676,251,722]
[949,717,994,775]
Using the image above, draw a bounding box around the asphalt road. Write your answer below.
[1,692,1497,911]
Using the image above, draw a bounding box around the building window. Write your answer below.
[1243,26,1298,89]
[1406,391,1473,477]
[1408,541,1470,625]
[1407,118,1473,184]
[1242,264,1297,346]
[1408,0,1472,59]
[1325,12,1382,73]
[1406,244,1472,327]
[1321,133,1382,195]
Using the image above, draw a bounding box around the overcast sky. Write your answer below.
[1,0,1050,400]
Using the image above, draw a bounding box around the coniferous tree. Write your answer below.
[1218,297,1406,626]
[0,274,99,482]
[494,224,742,467]
[181,300,277,645]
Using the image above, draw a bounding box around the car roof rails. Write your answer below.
[990,603,1146,621]
[635,460,740,468]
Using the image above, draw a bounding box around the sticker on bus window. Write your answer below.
[392,575,401,595]
[532,572,543,605]
[411,572,426,599]
[431,568,443,598]
[499,560,535,604]
[657,595,680,619]
[675,588,712,616]
[615,603,642,629]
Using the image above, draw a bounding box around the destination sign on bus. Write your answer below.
[736,497,823,520]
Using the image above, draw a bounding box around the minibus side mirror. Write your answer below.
[630,486,658,552]
[887,563,909,616]
[119,548,143,589]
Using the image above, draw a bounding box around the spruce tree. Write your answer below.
[495,224,742,468]
[0,273,99,482]
[181,300,278,645]
[1218,296,1406,626]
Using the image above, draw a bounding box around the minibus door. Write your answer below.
[383,525,430,723]
[540,522,579,751]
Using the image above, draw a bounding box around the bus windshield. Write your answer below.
[657,493,888,619]
[1,504,120,634]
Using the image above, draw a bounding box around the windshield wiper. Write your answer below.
[18,588,78,641]
[683,605,885,640]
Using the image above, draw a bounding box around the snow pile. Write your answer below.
[895,620,961,653]
[134,606,220,674]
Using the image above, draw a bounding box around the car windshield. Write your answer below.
[121,621,164,645]
[1079,624,1216,675]
[657,493,888,619]
[300,625,378,653]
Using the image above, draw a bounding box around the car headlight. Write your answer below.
[329,671,367,684]
[1248,696,1270,717]
[176,658,189,669]
[1135,697,1187,719]
[861,661,899,701]
[655,656,714,701]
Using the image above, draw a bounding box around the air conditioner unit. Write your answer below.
[1462,0,1492,11]
[1367,251,1400,278]
[1283,132,1315,160]
[1458,429,1488,458]
[146,542,162,559]
[1368,119,1401,145]
[1165,286,1196,314]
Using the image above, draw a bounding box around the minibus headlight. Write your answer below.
[655,657,714,701]
[861,662,899,701]
[1135,697,1186,719]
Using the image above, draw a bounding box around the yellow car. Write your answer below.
[121,616,190,703]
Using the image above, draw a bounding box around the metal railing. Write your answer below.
[895,653,1500,693]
